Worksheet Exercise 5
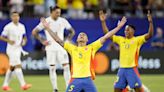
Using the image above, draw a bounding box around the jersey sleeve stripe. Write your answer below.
[90,49,96,80]
[133,67,140,78]
[135,47,139,67]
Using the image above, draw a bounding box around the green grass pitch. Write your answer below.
[0,75,164,92]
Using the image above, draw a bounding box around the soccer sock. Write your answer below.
[63,64,71,88]
[3,69,13,86]
[49,66,58,90]
[142,84,150,92]
[14,68,26,86]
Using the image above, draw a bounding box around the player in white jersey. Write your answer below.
[32,6,75,92]
[0,12,31,91]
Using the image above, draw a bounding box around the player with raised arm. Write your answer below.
[99,10,153,92]
[32,6,75,92]
[0,12,31,91]
[40,16,127,92]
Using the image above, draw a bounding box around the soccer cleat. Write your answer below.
[2,86,12,91]
[21,84,32,90]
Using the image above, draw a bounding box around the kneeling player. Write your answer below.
[40,16,127,92]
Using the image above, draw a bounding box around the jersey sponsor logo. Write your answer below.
[131,40,134,44]
[111,56,161,71]
[85,48,88,51]
[79,53,83,58]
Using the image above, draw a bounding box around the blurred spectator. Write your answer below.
[100,0,108,9]
[0,0,3,18]
[9,0,24,14]
[85,0,100,18]
[68,0,87,19]
[45,0,55,16]
[112,0,130,16]
[134,0,144,17]
[145,0,153,9]
[0,0,9,19]
[154,0,164,8]
[151,27,164,50]
[111,0,145,17]
[56,0,68,15]
[22,0,35,17]
[0,0,164,19]
[33,0,45,17]
[153,0,164,17]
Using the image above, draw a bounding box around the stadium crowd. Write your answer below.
[0,0,164,19]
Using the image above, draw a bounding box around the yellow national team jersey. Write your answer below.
[64,40,102,78]
[112,35,146,68]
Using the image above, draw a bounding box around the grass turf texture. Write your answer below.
[0,75,164,92]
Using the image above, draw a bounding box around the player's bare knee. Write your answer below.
[62,63,70,70]
[49,65,56,72]
[62,63,69,67]
[114,88,122,92]
[50,64,55,66]
[134,87,143,92]
[10,66,15,71]
[130,83,142,90]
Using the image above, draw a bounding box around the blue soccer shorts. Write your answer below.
[114,67,142,89]
[66,77,97,92]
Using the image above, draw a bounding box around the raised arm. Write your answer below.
[145,10,154,41]
[67,28,75,41]
[100,17,127,44]
[99,10,109,34]
[40,18,64,47]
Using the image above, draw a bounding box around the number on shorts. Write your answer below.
[68,85,75,92]
[115,76,119,82]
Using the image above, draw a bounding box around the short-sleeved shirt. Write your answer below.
[112,35,146,68]
[35,17,72,51]
[1,22,26,53]
[151,36,164,49]
[64,40,102,78]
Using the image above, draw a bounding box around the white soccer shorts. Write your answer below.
[46,49,69,65]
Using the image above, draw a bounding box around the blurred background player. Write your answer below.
[40,16,127,92]
[0,12,31,91]
[32,6,75,92]
[151,27,164,50]
[99,10,154,92]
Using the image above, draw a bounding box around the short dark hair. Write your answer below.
[50,6,60,13]
[128,24,135,31]
[11,11,19,15]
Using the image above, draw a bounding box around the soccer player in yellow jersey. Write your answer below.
[39,17,127,92]
[99,10,154,92]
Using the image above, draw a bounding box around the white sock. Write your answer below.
[63,64,71,88]
[3,69,13,86]
[142,84,150,92]
[49,66,58,90]
[14,68,26,86]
